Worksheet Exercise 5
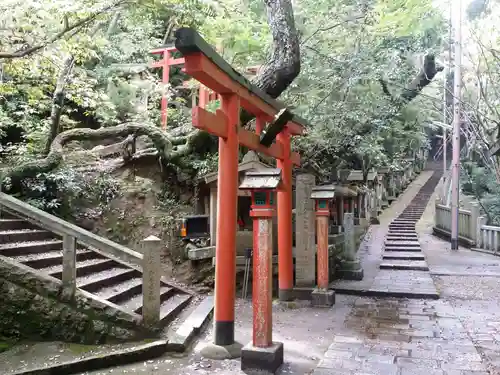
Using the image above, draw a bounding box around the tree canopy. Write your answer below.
[0,0,452,206]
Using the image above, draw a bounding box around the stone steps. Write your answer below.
[380,260,429,271]
[384,246,422,252]
[375,171,441,298]
[382,252,425,260]
[0,209,212,348]
[384,240,420,247]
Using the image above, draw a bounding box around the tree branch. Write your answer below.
[400,54,444,104]
[251,0,300,98]
[44,55,76,155]
[0,0,128,59]
[378,79,394,100]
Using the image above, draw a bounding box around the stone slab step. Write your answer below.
[380,260,429,271]
[386,232,418,237]
[93,277,143,303]
[168,296,214,352]
[120,285,175,314]
[78,267,140,292]
[386,237,418,243]
[385,241,420,247]
[388,229,416,233]
[0,219,36,230]
[384,246,422,252]
[382,252,425,260]
[0,239,63,255]
[0,229,55,243]
[39,258,116,279]
[387,231,417,235]
[11,249,101,269]
[160,294,193,326]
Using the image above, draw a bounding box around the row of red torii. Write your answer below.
[153,28,340,372]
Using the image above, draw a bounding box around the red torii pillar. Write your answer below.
[174,27,304,350]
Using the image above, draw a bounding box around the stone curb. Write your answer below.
[332,286,439,300]
[379,263,429,271]
[11,340,169,375]
[167,296,214,352]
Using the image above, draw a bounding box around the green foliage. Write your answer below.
[13,168,120,218]
[462,161,500,225]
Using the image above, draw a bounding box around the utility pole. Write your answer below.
[443,0,453,182]
[451,0,462,251]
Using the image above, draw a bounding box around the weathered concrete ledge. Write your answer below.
[168,296,214,352]
[10,340,168,375]
[0,255,154,344]
[432,226,475,248]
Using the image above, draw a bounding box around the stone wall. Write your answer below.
[0,257,153,344]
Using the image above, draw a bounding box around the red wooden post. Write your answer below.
[311,186,336,307]
[240,171,284,374]
[151,47,185,129]
[277,129,294,301]
[251,191,274,347]
[255,116,265,135]
[213,93,240,345]
[316,199,330,290]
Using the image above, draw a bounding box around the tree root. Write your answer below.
[2,123,205,190]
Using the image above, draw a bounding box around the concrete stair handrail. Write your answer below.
[0,193,143,266]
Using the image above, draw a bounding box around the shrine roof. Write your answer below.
[239,169,282,190]
[377,167,390,174]
[346,170,378,182]
[173,27,310,132]
[311,184,358,199]
[203,157,272,185]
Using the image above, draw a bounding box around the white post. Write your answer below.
[450,0,463,251]
[209,187,217,246]
[142,235,162,327]
[469,203,480,244]
[62,234,77,299]
[476,216,486,249]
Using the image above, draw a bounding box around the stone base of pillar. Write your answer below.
[241,342,284,374]
[311,288,335,307]
[381,200,389,209]
[370,216,380,225]
[200,341,243,360]
[359,218,369,227]
[338,260,364,280]
[289,286,314,300]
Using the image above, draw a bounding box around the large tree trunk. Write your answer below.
[44,55,76,155]
[252,0,301,98]
[240,0,301,126]
[400,54,444,104]
[380,54,443,106]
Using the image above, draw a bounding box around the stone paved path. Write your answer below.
[332,170,441,298]
[313,170,500,375]
[78,169,500,375]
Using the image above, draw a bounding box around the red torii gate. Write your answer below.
[151,46,220,129]
[173,28,306,349]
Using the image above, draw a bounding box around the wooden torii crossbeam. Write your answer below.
[173,27,308,349]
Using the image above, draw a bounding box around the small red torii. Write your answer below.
[150,46,219,129]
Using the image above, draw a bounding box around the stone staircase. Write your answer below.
[375,171,442,299]
[0,193,212,349]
